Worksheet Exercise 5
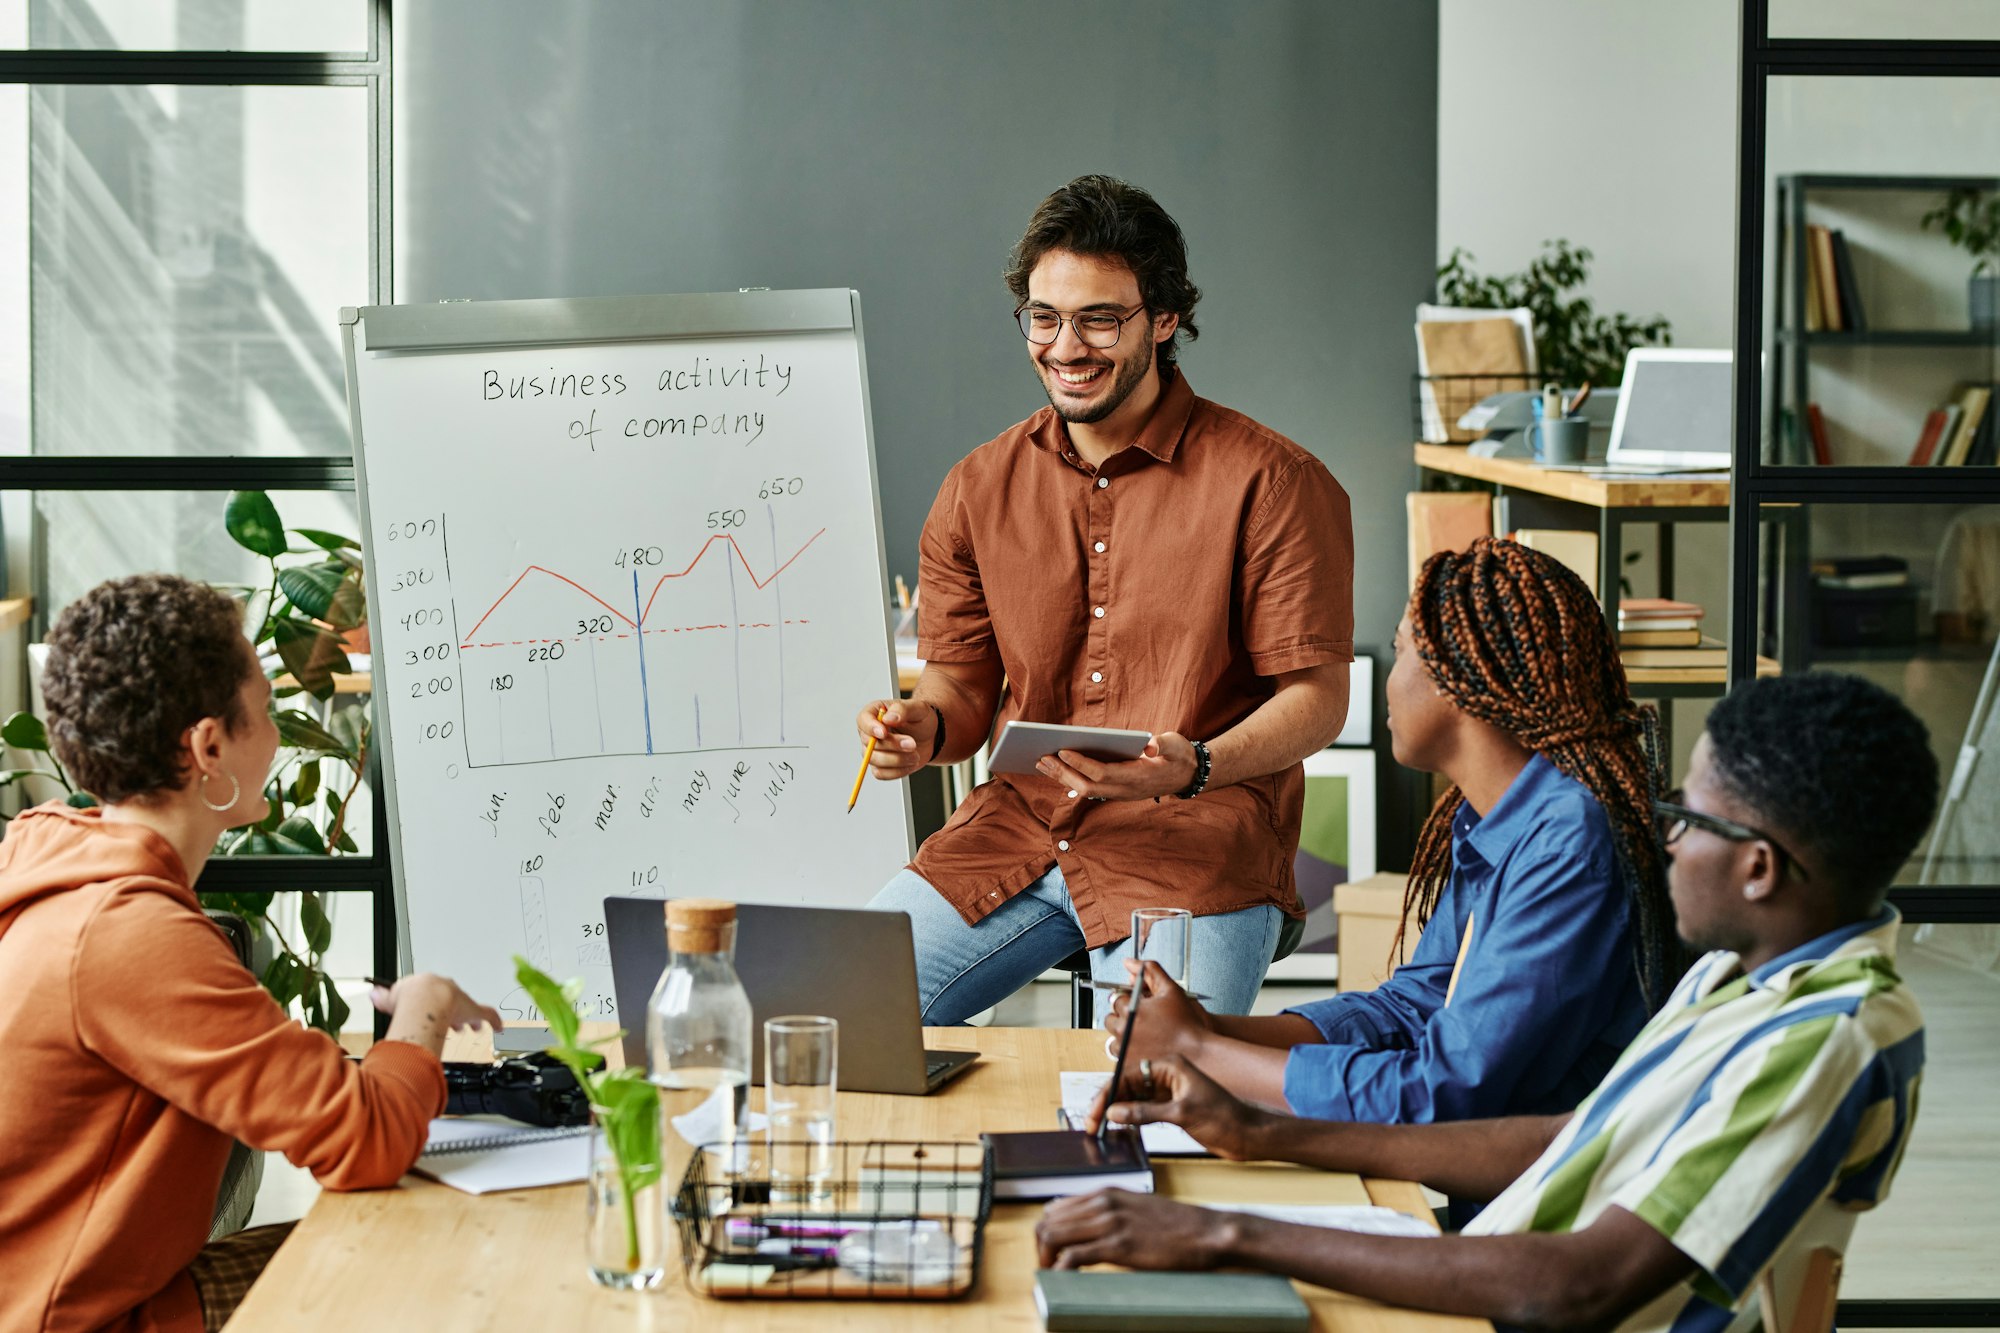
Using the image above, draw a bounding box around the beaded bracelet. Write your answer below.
[1178,738,1212,799]
[928,702,948,762]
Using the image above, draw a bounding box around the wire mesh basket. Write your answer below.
[674,1139,992,1300]
[1413,372,1544,443]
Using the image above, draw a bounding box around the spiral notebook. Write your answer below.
[410,1117,590,1195]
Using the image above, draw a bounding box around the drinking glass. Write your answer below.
[1131,907,1193,991]
[765,1015,837,1206]
[584,1107,667,1290]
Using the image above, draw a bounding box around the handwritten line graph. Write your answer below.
[460,529,827,648]
[450,524,825,768]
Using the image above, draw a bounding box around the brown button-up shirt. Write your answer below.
[910,371,1354,948]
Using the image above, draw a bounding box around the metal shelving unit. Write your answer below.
[1733,7,2000,1325]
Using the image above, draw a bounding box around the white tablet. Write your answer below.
[987,721,1153,775]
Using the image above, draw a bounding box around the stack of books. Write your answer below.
[1618,598,1724,667]
[1908,384,1995,467]
[1811,554,1909,591]
[1801,224,1867,333]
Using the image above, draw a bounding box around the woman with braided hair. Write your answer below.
[1101,537,1674,1132]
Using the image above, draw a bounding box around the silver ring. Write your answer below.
[1139,1058,1154,1092]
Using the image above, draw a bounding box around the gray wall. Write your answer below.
[395,0,1440,649]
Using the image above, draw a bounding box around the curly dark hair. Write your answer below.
[1003,174,1201,370]
[1704,672,1937,913]
[1398,537,1684,1009]
[43,574,253,803]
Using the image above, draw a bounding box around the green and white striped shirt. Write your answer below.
[1464,907,1922,1333]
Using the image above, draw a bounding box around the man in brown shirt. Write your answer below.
[860,175,1354,1023]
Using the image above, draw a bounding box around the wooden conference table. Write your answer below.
[232,1027,1486,1332]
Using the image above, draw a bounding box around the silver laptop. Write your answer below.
[604,896,979,1095]
[1541,347,1734,474]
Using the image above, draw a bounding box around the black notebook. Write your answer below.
[980,1127,1152,1201]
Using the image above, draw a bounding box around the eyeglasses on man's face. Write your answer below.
[1014,302,1149,349]
[1654,791,1809,882]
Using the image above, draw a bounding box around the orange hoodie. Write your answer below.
[0,804,446,1333]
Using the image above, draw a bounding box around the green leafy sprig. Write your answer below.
[513,956,663,1273]
[1921,187,2000,278]
[1435,240,1673,388]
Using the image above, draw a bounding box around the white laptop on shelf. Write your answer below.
[1541,347,1734,475]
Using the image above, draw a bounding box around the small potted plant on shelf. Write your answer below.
[1921,186,2000,329]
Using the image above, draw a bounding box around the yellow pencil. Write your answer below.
[848,708,886,813]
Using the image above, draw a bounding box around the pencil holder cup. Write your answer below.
[1530,417,1590,465]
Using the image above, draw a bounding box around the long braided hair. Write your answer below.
[1394,537,1683,1009]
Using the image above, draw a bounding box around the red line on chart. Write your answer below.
[639,530,827,623]
[458,529,827,650]
[460,566,637,644]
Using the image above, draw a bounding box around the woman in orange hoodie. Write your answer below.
[0,574,501,1333]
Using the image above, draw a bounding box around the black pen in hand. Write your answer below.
[1097,962,1144,1145]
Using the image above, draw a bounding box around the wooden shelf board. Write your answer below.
[1414,444,1731,509]
[1624,656,1779,685]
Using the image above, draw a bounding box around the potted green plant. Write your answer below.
[1435,239,1673,386]
[513,956,667,1289]
[1920,186,2000,329]
[0,490,370,1036]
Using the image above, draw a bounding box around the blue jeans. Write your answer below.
[869,865,1283,1026]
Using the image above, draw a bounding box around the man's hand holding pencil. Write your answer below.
[848,700,940,804]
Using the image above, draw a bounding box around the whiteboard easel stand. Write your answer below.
[338,289,914,973]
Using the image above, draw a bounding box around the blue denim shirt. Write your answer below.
[1280,753,1648,1125]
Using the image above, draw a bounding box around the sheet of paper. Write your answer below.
[1059,1071,1208,1157]
[1206,1203,1438,1237]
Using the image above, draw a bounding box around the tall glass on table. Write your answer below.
[648,899,754,1213]
[1130,906,1193,993]
[765,1015,838,1207]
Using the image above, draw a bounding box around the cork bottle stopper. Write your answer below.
[666,898,736,953]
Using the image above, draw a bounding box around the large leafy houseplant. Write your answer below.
[0,490,371,1036]
[1436,239,1674,386]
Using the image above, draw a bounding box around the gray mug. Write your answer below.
[1531,417,1591,465]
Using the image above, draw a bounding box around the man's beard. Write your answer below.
[1041,339,1155,426]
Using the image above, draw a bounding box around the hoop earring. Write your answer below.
[199,770,241,814]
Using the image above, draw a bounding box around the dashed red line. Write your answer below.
[462,618,811,650]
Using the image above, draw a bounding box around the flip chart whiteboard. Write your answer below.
[341,290,913,1023]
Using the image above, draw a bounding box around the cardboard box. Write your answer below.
[1333,872,1418,993]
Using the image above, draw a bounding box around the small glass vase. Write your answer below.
[585,1109,667,1291]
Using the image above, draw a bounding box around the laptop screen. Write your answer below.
[1608,350,1734,469]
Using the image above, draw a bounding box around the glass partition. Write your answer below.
[1768,0,2000,42]
[1752,500,2000,887]
[1761,76,2000,468]
[1841,923,2000,1300]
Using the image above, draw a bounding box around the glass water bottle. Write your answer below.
[647,898,753,1177]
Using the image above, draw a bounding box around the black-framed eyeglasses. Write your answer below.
[1014,302,1149,349]
[1654,792,1809,882]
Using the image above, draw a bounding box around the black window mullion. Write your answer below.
[1,4,398,992]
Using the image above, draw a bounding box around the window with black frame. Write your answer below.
[0,0,396,1026]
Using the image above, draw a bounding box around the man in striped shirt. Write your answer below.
[1043,673,1936,1333]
